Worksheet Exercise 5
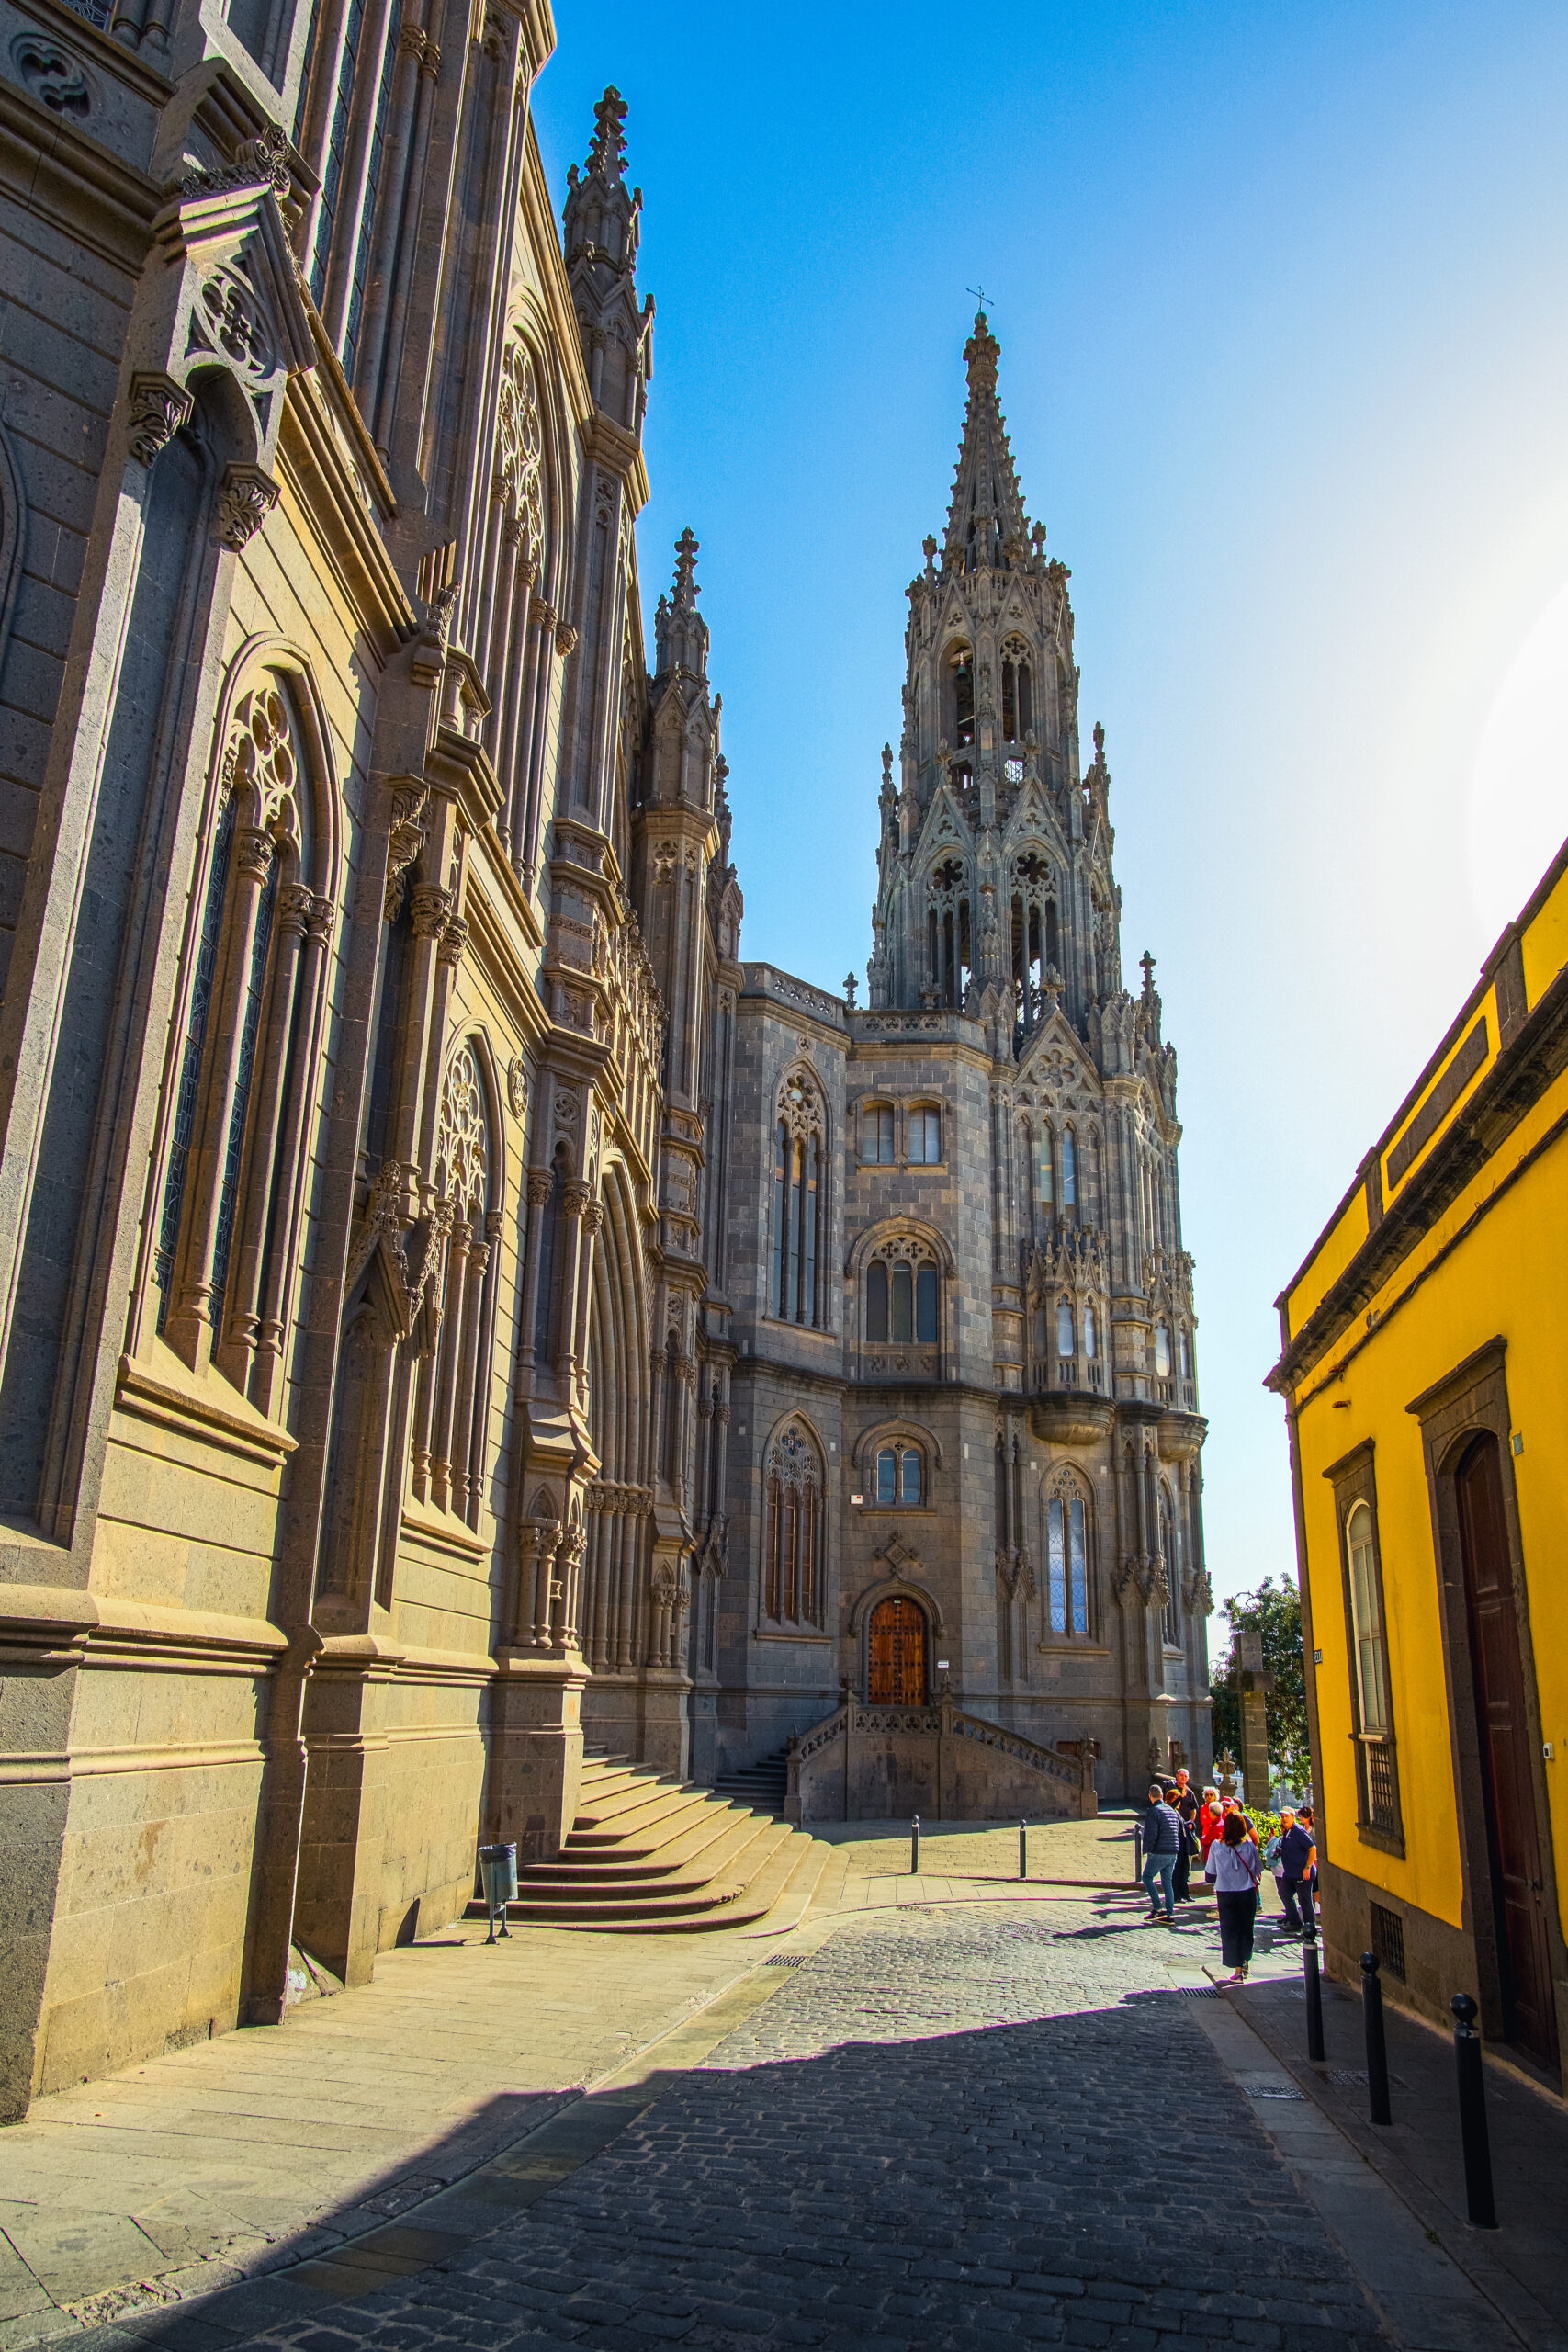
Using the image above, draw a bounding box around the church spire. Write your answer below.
[942,310,1030,573]
[563,86,654,438]
[654,527,709,682]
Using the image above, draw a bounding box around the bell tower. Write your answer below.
[870,310,1125,1046]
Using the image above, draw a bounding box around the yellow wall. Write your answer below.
[1292,1056,1568,1951]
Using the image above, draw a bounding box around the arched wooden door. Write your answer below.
[1455,1431,1558,2070]
[867,1596,926,1704]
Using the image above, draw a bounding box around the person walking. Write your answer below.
[1140,1782,1182,1924]
[1295,1806,1321,1930]
[1277,1810,1316,1938]
[1205,1813,1263,1984]
[1198,1787,1224,1865]
[1171,1768,1201,1904]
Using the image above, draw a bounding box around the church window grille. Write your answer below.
[154,681,332,1410]
[908,1104,941,1164]
[763,1423,824,1625]
[771,1071,826,1328]
[863,1102,895,1163]
[1046,1492,1089,1635]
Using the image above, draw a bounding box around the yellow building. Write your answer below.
[1269,840,1568,2087]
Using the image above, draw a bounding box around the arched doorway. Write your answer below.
[867,1595,927,1704]
[1455,1431,1558,2069]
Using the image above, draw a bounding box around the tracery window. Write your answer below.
[864,1238,940,1350]
[862,1102,895,1163]
[155,680,333,1413]
[874,1444,924,1506]
[771,1069,826,1327]
[1011,853,1057,1034]
[763,1421,824,1624]
[410,1044,499,1527]
[908,1104,942,1164]
[1045,1477,1090,1636]
[928,857,970,1009]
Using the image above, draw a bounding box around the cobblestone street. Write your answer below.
[80,1900,1395,2352]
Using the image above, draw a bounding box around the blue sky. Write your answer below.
[535,3,1568,1610]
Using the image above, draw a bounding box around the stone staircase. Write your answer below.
[475,1751,836,1934]
[712,1745,789,1815]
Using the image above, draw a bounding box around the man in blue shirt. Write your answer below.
[1141,1784,1182,1923]
[1278,1813,1317,1937]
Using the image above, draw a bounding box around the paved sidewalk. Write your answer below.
[0,1925,773,2346]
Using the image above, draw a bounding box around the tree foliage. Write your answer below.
[1210,1575,1312,1792]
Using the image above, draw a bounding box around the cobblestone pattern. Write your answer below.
[186,1907,1384,2352]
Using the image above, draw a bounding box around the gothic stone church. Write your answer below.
[0,0,1209,2114]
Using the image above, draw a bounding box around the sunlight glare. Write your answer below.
[1467,578,1568,942]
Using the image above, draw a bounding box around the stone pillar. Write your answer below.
[1235,1626,1274,1809]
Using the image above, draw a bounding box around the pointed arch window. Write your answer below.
[951,645,975,748]
[155,680,333,1415]
[763,1422,824,1625]
[1000,637,1033,743]
[1083,1305,1097,1361]
[1060,1128,1077,1210]
[1154,1320,1172,1379]
[1046,1480,1090,1636]
[1056,1298,1075,1360]
[771,1071,826,1328]
[410,1044,499,1527]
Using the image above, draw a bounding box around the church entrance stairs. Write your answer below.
[470,1753,831,1933]
[713,1746,790,1815]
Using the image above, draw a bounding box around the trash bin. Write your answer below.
[478,1841,517,1942]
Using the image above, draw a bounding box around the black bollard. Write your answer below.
[1360,1951,1392,2125]
[1134,1824,1143,1883]
[1303,1924,1325,2062]
[1451,1995,1498,2229]
[911,1814,919,1874]
[1020,1819,1028,1882]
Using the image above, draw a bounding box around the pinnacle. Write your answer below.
[941,308,1029,571]
[671,526,700,610]
[588,85,628,181]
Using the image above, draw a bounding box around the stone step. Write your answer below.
[528,1808,782,1893]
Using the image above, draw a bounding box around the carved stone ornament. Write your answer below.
[215,463,280,552]
[192,268,278,388]
[127,372,192,467]
[177,121,291,200]
[12,30,92,118]
[506,1056,527,1117]
[554,620,578,657]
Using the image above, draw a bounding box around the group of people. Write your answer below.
[1138,1770,1319,1986]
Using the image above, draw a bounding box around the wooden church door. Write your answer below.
[1456,1431,1558,2070]
[867,1597,926,1704]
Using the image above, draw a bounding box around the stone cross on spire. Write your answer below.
[671,526,699,610]
[1140,949,1156,999]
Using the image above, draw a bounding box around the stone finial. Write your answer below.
[587,85,628,180]
[671,526,699,610]
[843,971,857,1009]
[964,308,1000,396]
[1139,949,1156,1000]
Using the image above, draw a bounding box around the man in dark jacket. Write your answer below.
[1279,1813,1317,1936]
[1170,1768,1200,1903]
[1140,1784,1182,1922]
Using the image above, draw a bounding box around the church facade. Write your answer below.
[716,314,1212,1808]
[0,0,1208,2120]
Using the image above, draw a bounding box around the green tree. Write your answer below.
[1210,1576,1312,1793]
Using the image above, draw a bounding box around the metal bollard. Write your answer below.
[910,1814,919,1875]
[1134,1824,1143,1883]
[1360,1951,1392,2125]
[1303,1922,1325,2062]
[1451,1995,1498,2229]
[1020,1819,1028,1882]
